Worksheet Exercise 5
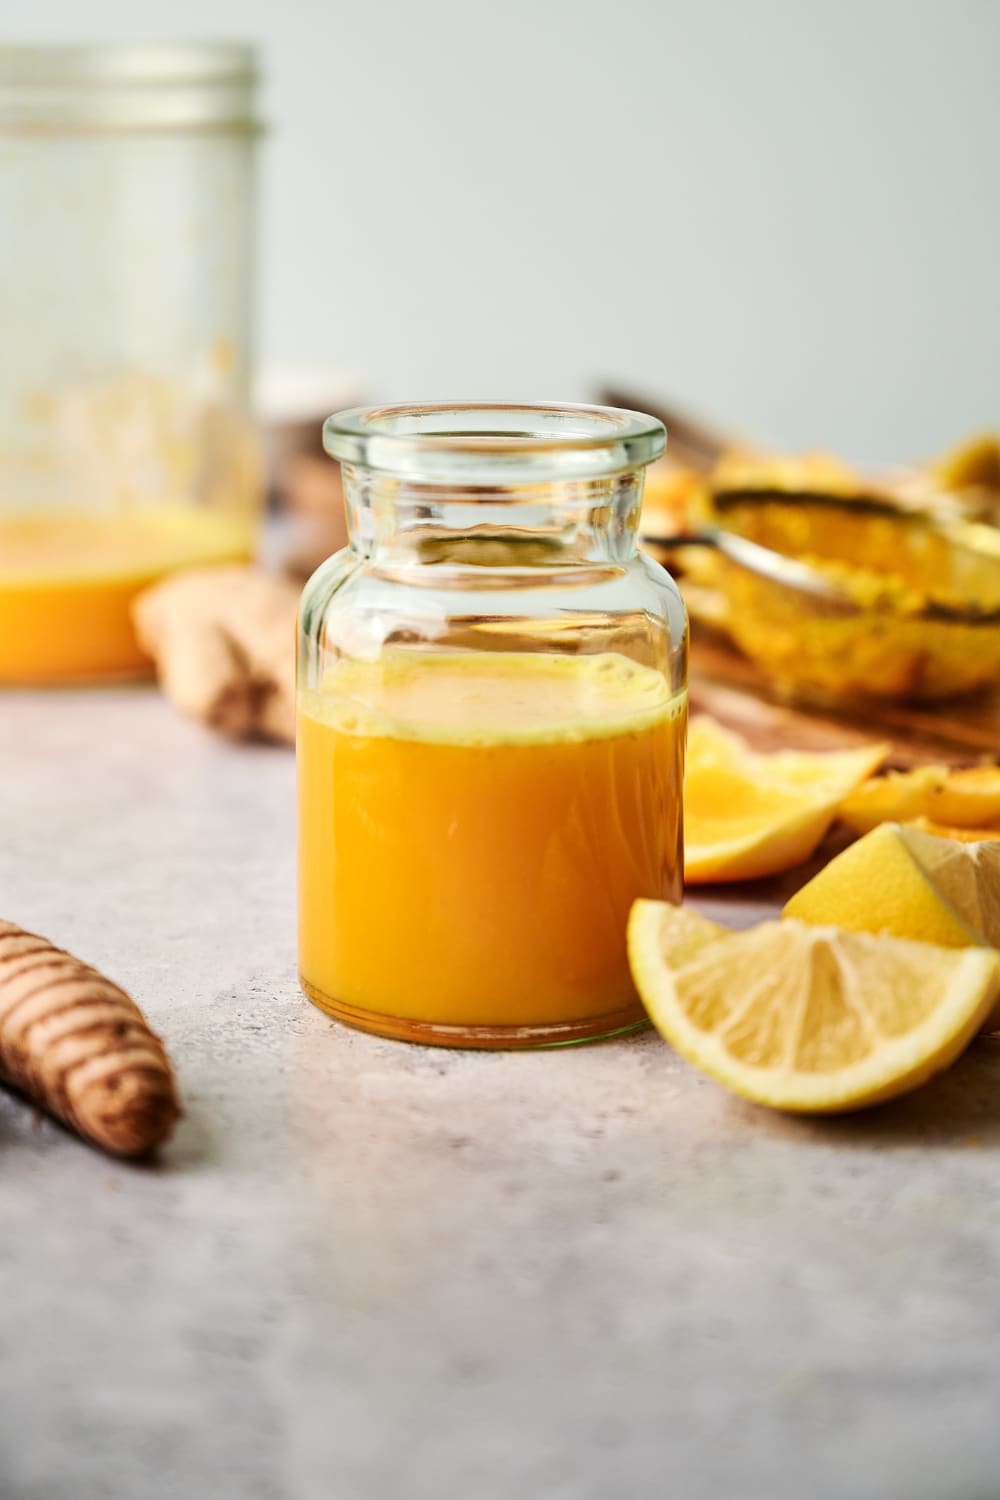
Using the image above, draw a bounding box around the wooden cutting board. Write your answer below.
[689,624,1000,768]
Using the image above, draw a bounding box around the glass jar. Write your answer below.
[0,43,263,683]
[298,402,688,1048]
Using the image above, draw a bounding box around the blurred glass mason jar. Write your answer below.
[0,43,263,682]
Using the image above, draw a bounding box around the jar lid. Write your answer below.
[0,42,260,132]
[323,402,667,485]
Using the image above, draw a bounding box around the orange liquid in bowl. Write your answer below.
[297,651,685,1046]
[0,507,256,683]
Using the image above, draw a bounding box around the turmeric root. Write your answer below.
[0,920,180,1157]
[133,565,298,744]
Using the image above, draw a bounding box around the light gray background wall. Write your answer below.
[6,0,999,463]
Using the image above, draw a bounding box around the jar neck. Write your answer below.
[342,467,646,569]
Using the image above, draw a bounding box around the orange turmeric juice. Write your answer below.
[298,651,685,1044]
[0,507,255,683]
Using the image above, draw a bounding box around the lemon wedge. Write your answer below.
[683,717,887,884]
[628,900,1000,1113]
[784,823,1000,950]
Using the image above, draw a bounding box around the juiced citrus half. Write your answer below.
[841,764,1000,835]
[910,817,1000,844]
[927,767,1000,829]
[628,900,1000,1113]
[932,430,1000,491]
[839,766,949,834]
[683,717,887,883]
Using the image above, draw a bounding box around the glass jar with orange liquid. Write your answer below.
[0,44,262,683]
[298,403,687,1047]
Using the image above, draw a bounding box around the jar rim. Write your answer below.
[0,42,259,132]
[323,402,667,484]
[0,41,257,85]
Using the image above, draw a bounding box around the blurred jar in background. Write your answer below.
[0,43,263,683]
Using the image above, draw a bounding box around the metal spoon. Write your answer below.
[644,527,859,610]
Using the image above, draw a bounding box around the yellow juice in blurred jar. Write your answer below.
[297,650,685,1045]
[0,507,255,683]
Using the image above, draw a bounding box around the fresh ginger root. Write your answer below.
[0,920,180,1157]
[133,565,298,744]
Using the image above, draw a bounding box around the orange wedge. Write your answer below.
[683,717,887,884]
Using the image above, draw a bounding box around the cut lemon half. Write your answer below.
[910,817,1000,844]
[628,900,1000,1113]
[683,717,887,884]
[840,764,1000,835]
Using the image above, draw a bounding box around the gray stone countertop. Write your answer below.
[2,687,1000,1500]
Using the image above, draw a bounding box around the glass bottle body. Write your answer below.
[0,44,262,683]
[297,404,687,1047]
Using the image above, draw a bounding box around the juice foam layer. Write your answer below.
[0,506,255,585]
[301,650,684,746]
